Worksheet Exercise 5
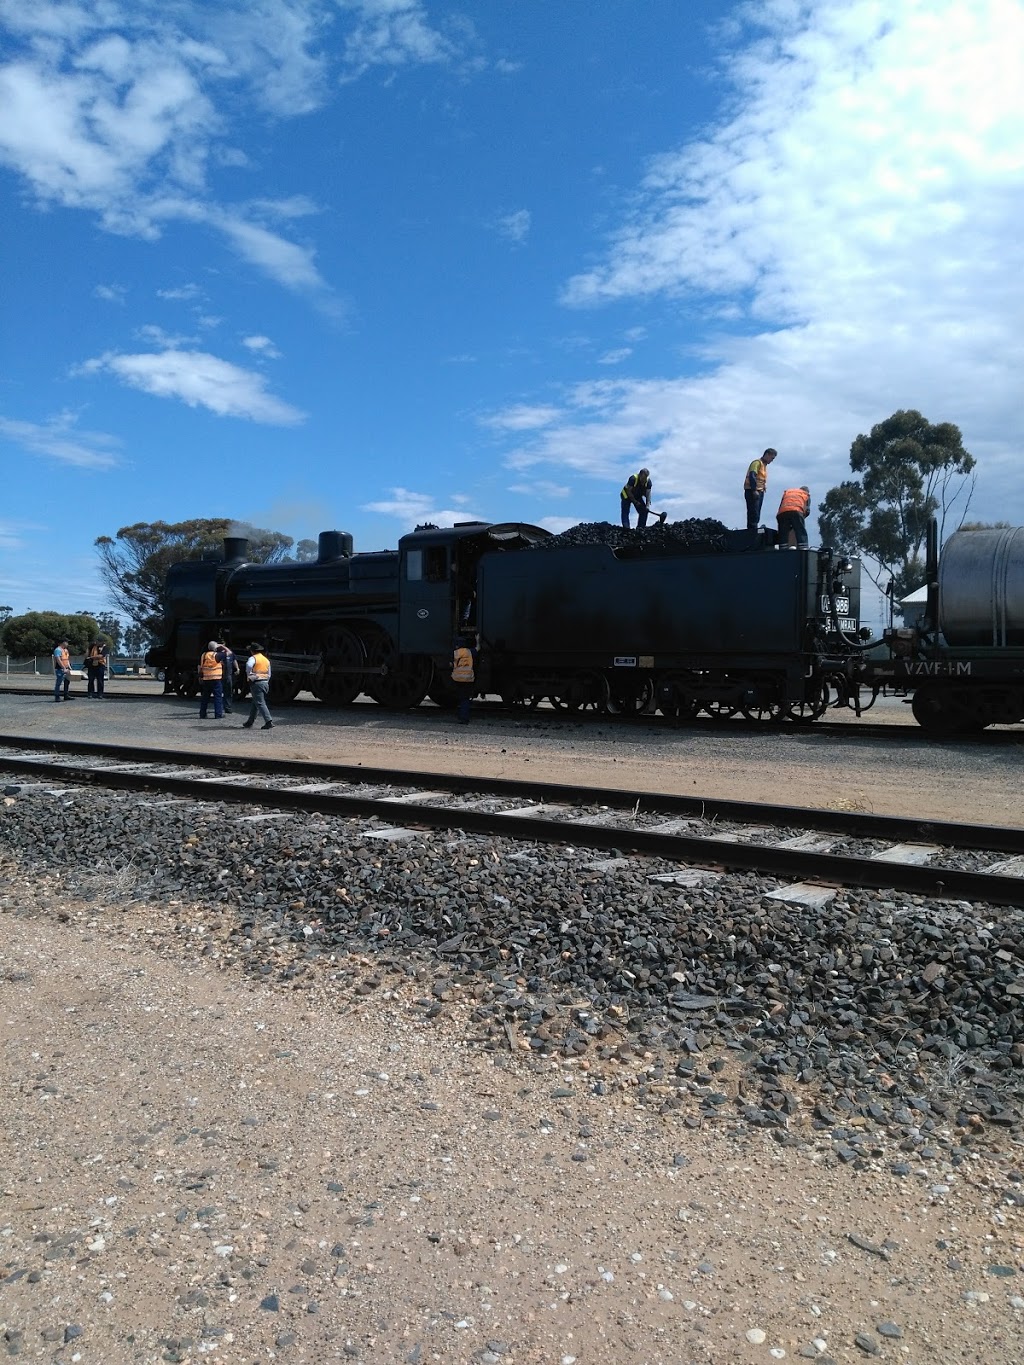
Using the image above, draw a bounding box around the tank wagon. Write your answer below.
[855,523,1024,732]
[147,521,864,722]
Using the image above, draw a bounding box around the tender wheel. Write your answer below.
[552,672,607,712]
[702,700,738,719]
[742,699,784,723]
[657,676,700,722]
[911,685,958,734]
[607,678,654,715]
[365,634,433,709]
[786,683,829,724]
[502,687,544,710]
[316,628,365,706]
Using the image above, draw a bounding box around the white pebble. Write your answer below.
[561,1357,577,1365]
[600,1270,614,1283]
[1009,1296,1024,1310]
[214,1245,234,1257]
[658,1287,674,1301]
[770,1351,786,1360]
[746,1328,767,1345]
[554,1262,569,1274]
[812,1339,828,1351]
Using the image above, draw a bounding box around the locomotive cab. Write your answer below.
[397,521,550,659]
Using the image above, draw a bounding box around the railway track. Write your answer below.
[2,684,1022,745]
[3,735,1024,908]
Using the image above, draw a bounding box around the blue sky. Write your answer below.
[2,0,1023,624]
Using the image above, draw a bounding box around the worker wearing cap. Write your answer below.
[620,467,653,529]
[198,640,225,719]
[777,486,811,548]
[242,644,274,730]
[743,448,777,530]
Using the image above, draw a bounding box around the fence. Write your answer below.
[2,657,150,677]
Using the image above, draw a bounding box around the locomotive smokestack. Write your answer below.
[223,537,249,563]
[318,531,353,562]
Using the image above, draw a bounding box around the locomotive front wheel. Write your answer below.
[269,671,302,704]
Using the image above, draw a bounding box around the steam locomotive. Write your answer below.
[145,518,1024,732]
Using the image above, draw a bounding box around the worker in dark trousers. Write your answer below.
[620,468,653,528]
[777,486,811,548]
[743,448,777,530]
[198,640,225,719]
[451,635,477,724]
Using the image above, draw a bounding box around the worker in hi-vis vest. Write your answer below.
[776,486,811,549]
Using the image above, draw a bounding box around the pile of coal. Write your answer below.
[534,518,730,553]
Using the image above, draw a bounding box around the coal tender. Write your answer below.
[477,520,861,720]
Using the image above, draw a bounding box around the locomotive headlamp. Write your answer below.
[837,557,853,573]
[831,578,846,594]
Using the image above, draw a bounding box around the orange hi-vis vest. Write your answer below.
[452,647,475,683]
[199,650,222,680]
[249,652,270,680]
[56,647,70,671]
[778,488,810,517]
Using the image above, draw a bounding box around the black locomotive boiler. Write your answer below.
[147,519,864,722]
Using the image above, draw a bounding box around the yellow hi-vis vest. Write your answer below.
[199,650,222,680]
[452,647,475,683]
[249,652,270,680]
[745,458,768,493]
[621,470,651,502]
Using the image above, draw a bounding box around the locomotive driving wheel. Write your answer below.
[315,628,364,706]
[365,633,433,709]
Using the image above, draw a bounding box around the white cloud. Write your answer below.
[242,334,282,358]
[77,348,306,424]
[0,411,120,469]
[492,0,1024,527]
[597,347,632,366]
[0,2,470,295]
[93,282,125,302]
[508,480,570,499]
[157,282,202,300]
[338,0,465,77]
[495,208,531,244]
[482,403,562,433]
[363,488,485,527]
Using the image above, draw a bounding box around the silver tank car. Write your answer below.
[939,526,1024,647]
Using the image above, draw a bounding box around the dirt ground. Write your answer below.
[2,688,1024,1362]
[2,879,1023,1365]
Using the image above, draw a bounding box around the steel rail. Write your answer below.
[2,746,1023,909]
[2,733,1023,854]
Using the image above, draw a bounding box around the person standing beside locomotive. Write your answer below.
[242,644,274,730]
[218,642,239,714]
[451,635,477,725]
[743,447,777,530]
[52,640,71,702]
[85,638,109,698]
[777,486,811,548]
[198,640,225,719]
[620,467,653,529]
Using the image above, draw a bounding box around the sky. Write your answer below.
[2,0,1023,627]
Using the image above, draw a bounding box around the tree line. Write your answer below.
[0,411,994,656]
